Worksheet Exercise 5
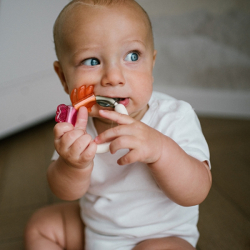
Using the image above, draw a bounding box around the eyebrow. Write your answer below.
[123,39,146,48]
[71,45,101,57]
[131,39,146,45]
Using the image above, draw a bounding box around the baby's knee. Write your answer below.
[24,205,65,248]
[25,206,50,239]
[25,203,84,250]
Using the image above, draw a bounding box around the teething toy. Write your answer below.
[55,85,128,153]
[56,104,77,126]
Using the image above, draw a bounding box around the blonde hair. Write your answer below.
[53,0,154,60]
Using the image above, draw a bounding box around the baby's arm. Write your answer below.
[148,137,211,206]
[95,110,211,207]
[48,107,97,200]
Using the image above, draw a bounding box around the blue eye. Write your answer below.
[83,58,100,66]
[125,52,139,62]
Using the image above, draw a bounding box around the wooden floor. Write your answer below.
[0,116,249,250]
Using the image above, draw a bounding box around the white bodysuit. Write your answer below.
[52,91,210,250]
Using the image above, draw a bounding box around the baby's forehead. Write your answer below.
[54,0,153,58]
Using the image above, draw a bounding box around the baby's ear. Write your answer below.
[153,50,157,67]
[53,61,69,94]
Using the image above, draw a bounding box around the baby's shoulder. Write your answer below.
[150,91,194,116]
[142,91,197,129]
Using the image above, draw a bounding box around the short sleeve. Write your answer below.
[147,94,211,169]
[173,109,210,168]
[163,107,210,168]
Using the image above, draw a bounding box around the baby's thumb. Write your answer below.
[74,106,88,131]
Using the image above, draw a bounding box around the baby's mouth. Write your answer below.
[118,98,129,106]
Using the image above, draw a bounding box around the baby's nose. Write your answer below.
[101,63,125,87]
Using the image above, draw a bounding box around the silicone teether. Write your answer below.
[55,85,128,153]
[55,104,77,126]
[55,104,68,123]
[70,85,96,112]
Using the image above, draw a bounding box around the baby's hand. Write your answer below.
[95,110,163,165]
[54,106,96,169]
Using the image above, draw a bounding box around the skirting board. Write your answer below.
[154,85,250,119]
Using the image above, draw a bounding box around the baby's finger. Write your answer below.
[75,106,88,131]
[54,122,74,140]
[79,140,97,162]
[55,129,87,155]
[69,133,92,156]
[117,149,141,165]
[99,109,134,125]
[109,135,136,154]
[95,124,134,144]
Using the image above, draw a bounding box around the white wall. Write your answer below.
[137,0,250,16]
[0,0,69,139]
[137,0,250,119]
[0,0,250,139]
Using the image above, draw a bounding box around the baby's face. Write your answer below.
[56,2,156,120]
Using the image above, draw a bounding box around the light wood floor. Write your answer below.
[0,116,249,250]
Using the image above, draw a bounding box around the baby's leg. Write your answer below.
[132,236,195,250]
[25,202,84,250]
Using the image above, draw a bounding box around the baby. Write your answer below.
[25,0,212,249]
